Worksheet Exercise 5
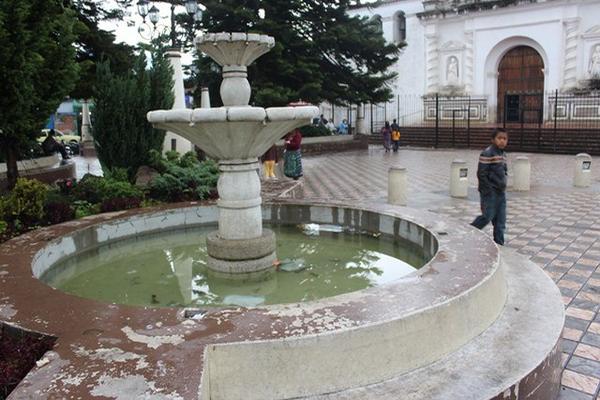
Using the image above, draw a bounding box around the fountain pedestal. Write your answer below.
[206,158,276,274]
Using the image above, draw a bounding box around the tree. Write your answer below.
[71,0,136,100]
[0,0,79,189]
[92,48,174,178]
[191,0,401,107]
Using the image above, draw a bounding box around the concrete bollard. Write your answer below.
[513,156,531,191]
[450,159,469,198]
[388,167,408,206]
[574,153,592,188]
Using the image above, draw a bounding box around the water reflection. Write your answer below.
[42,225,427,308]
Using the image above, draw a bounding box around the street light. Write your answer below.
[194,8,203,23]
[148,5,160,26]
[184,0,198,15]
[137,0,149,21]
[138,1,202,48]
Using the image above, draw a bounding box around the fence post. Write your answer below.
[452,109,456,148]
[435,93,440,148]
[520,107,525,149]
[370,103,374,134]
[467,96,471,148]
[397,94,400,122]
[503,94,507,130]
[384,102,387,122]
[537,109,542,151]
[553,89,558,152]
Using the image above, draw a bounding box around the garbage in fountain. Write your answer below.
[147,32,319,277]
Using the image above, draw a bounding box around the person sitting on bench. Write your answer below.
[42,129,70,160]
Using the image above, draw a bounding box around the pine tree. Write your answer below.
[191,0,401,107]
[70,0,136,99]
[0,0,79,189]
[92,49,174,178]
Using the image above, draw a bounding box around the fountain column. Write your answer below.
[199,33,278,275]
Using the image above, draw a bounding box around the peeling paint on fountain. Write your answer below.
[148,33,319,276]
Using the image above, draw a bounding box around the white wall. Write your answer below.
[351,0,600,123]
[351,0,426,96]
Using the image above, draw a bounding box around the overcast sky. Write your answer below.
[101,1,378,72]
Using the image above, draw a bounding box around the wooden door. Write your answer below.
[497,46,544,124]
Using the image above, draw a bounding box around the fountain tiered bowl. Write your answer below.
[148,33,319,276]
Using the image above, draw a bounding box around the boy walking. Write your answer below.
[471,129,508,245]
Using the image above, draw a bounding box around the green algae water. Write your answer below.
[42,225,428,308]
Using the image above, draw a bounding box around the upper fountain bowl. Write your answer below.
[195,32,275,67]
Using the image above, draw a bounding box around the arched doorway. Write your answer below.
[497,46,544,124]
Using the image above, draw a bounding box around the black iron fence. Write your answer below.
[357,91,600,154]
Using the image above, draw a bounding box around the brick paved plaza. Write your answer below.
[298,146,600,400]
[73,146,600,398]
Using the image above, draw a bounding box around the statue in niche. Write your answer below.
[589,44,600,78]
[447,56,459,85]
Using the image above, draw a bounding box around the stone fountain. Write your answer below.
[148,33,319,276]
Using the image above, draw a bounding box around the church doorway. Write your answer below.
[497,46,545,124]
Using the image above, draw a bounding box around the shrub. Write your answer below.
[103,167,130,183]
[0,221,6,235]
[179,151,200,168]
[148,159,219,202]
[0,178,48,226]
[55,178,76,196]
[44,201,75,225]
[99,180,143,202]
[72,174,142,205]
[148,149,168,173]
[73,201,99,219]
[300,124,332,137]
[72,174,105,204]
[165,150,180,162]
[43,189,75,225]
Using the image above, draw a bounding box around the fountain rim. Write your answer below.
[1,199,499,330]
[147,105,319,124]
[0,199,504,399]
[194,32,276,49]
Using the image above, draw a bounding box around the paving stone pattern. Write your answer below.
[76,147,600,398]
[299,146,600,400]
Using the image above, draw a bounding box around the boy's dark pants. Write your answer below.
[392,140,399,152]
[471,190,506,245]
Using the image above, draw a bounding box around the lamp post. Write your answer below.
[137,0,203,154]
[137,0,203,48]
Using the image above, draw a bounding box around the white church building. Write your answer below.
[328,0,600,128]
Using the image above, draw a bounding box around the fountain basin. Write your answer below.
[147,106,319,160]
[0,200,563,399]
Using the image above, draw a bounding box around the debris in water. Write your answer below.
[279,258,307,272]
[298,224,344,236]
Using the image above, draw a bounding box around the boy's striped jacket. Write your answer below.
[477,145,507,194]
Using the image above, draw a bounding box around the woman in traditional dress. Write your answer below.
[283,129,303,180]
[381,121,392,152]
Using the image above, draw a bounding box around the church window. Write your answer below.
[394,11,406,43]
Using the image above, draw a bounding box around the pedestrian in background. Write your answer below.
[381,121,392,152]
[471,129,509,245]
[283,129,303,180]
